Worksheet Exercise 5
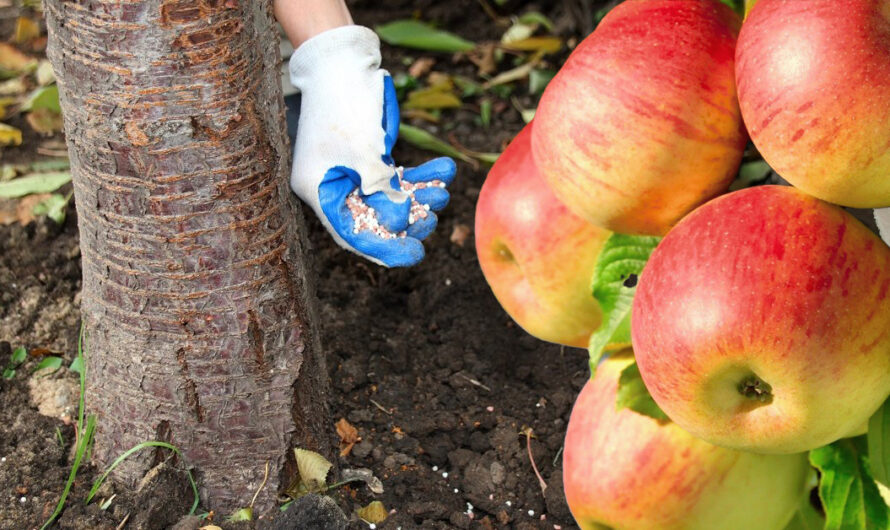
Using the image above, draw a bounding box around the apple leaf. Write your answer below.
[718,0,745,16]
[375,20,475,52]
[615,361,668,421]
[868,397,890,487]
[587,234,661,374]
[810,438,889,530]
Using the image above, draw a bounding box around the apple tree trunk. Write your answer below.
[44,0,331,512]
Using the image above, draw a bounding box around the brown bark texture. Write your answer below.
[44,0,330,512]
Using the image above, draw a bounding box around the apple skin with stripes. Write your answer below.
[532,0,747,236]
[632,186,890,454]
[475,123,609,348]
[736,0,890,208]
[563,353,810,530]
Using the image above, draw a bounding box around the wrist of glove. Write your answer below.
[288,25,456,268]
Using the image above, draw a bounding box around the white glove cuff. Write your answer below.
[289,25,382,90]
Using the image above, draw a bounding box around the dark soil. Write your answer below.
[1,1,595,529]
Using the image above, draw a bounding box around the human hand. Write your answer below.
[288,26,456,267]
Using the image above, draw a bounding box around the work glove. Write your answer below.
[289,25,456,267]
[876,208,890,246]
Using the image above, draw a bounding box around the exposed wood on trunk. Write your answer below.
[44,0,331,512]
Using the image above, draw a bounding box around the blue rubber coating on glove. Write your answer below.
[381,76,399,166]
[316,75,456,267]
[406,211,438,240]
[365,188,410,233]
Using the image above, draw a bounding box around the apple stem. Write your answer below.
[737,375,773,403]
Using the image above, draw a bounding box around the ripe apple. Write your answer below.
[532,0,747,236]
[564,353,810,530]
[475,123,610,348]
[632,185,890,454]
[736,0,890,208]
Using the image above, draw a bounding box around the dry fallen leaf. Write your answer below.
[0,193,52,225]
[450,224,471,247]
[0,42,36,72]
[26,108,63,136]
[408,56,436,78]
[13,17,40,45]
[0,123,22,146]
[356,500,388,525]
[293,447,332,493]
[336,417,360,457]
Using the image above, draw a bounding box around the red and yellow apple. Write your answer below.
[532,0,747,236]
[475,123,610,348]
[632,186,890,454]
[564,353,810,530]
[736,0,890,208]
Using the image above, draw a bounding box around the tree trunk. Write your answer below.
[44,0,331,512]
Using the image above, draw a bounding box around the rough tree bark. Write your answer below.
[44,0,331,511]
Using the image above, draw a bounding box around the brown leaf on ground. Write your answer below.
[356,501,388,525]
[467,42,497,76]
[336,417,361,457]
[0,193,52,226]
[408,57,436,78]
[450,224,471,247]
[13,17,41,45]
[26,108,63,136]
[0,42,36,71]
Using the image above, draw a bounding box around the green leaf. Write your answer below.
[588,234,661,373]
[518,12,554,32]
[2,368,14,379]
[86,441,199,515]
[729,159,772,191]
[810,438,890,530]
[11,346,27,364]
[479,99,492,128]
[32,193,68,224]
[398,123,473,164]
[22,84,60,114]
[376,20,475,52]
[0,172,71,198]
[869,397,890,487]
[529,68,556,95]
[718,0,746,16]
[227,507,253,522]
[34,356,63,374]
[615,361,669,420]
[69,355,84,375]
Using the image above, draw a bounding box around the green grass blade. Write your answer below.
[87,441,199,515]
[40,415,96,530]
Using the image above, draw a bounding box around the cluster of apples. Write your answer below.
[476,0,890,528]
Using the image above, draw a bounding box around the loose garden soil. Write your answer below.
[0,1,608,528]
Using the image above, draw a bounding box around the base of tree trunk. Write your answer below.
[45,0,331,511]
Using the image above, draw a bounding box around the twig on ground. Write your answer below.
[522,427,548,497]
[552,445,564,467]
[250,461,271,509]
[457,372,491,392]
[370,399,393,415]
[115,513,130,530]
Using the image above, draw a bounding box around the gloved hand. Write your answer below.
[876,208,890,246]
[289,25,456,267]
